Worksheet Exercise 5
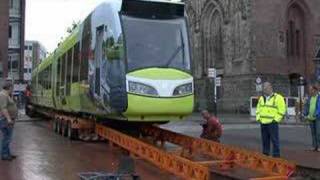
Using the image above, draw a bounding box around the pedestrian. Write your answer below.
[303,84,320,152]
[256,82,286,157]
[24,85,31,105]
[0,81,18,161]
[200,110,223,142]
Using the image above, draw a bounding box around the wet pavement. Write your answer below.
[0,121,174,180]
[1,111,319,180]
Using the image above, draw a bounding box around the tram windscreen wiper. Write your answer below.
[165,28,185,67]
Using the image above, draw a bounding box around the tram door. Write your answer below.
[94,26,104,97]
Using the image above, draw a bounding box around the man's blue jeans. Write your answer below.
[0,118,13,158]
[261,122,280,157]
[310,120,320,149]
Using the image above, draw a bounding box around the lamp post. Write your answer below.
[256,77,262,96]
[297,76,305,123]
[8,56,14,83]
[208,68,217,116]
[10,58,14,83]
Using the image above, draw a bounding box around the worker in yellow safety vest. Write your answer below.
[256,82,286,157]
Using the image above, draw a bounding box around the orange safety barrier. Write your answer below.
[96,124,210,180]
[141,126,296,179]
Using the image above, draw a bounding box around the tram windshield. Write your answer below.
[121,15,191,72]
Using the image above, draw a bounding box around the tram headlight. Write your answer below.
[128,81,158,96]
[173,83,193,96]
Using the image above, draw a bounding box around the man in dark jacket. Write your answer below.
[200,110,223,142]
[303,84,320,152]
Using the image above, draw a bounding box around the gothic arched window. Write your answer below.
[202,9,224,73]
[286,4,305,58]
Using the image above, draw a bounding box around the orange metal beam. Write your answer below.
[250,176,289,180]
[35,109,296,179]
[141,126,296,178]
[96,124,210,180]
[198,160,236,166]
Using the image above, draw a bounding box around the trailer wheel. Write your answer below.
[53,119,58,133]
[67,122,78,140]
[61,122,68,137]
[57,120,62,135]
[26,107,36,118]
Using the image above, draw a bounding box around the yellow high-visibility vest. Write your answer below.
[256,93,286,124]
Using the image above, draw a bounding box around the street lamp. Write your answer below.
[208,68,217,116]
[297,76,305,123]
[10,58,14,83]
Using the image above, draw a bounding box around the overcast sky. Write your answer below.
[26,0,107,53]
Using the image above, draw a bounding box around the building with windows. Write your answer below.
[0,0,25,84]
[186,0,320,113]
[24,41,47,82]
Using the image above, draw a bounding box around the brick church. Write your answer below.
[185,0,320,113]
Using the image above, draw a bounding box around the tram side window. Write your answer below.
[38,71,42,89]
[80,35,90,82]
[50,64,53,89]
[37,72,40,89]
[47,68,49,89]
[40,71,44,89]
[44,68,47,89]
[40,70,46,90]
[61,53,67,87]
[72,43,80,83]
[43,69,47,89]
[48,65,52,89]
[56,58,61,96]
[31,76,36,94]
[36,74,39,95]
[42,68,47,90]
[66,49,72,95]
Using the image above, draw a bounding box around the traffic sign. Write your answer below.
[256,77,262,84]
[256,84,262,92]
[208,68,216,78]
[215,77,221,87]
[298,76,305,86]
[14,83,26,91]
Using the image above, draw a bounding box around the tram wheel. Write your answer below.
[67,122,78,140]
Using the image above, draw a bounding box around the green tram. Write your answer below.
[30,0,194,123]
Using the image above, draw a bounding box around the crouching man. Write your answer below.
[200,110,223,142]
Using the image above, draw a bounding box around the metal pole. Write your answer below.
[299,84,302,123]
[298,76,304,123]
[214,77,217,116]
[10,58,14,84]
[208,68,217,116]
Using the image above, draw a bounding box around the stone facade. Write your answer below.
[185,0,320,113]
[0,0,9,79]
